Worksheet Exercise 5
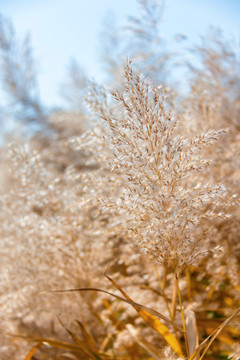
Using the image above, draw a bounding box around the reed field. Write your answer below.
[0,1,239,359]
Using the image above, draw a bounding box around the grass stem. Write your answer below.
[175,273,190,358]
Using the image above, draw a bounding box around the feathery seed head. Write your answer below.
[99,61,232,274]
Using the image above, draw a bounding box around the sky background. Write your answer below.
[0,0,240,108]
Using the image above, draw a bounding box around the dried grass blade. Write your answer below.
[24,343,41,360]
[50,287,183,332]
[12,335,85,352]
[197,321,234,346]
[14,333,103,359]
[58,317,84,346]
[75,320,99,353]
[103,271,183,331]
[104,272,183,357]
[126,324,161,360]
[136,307,183,357]
[185,307,199,357]
[197,318,240,339]
[59,325,103,360]
[189,307,240,360]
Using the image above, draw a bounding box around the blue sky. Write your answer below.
[1,0,240,107]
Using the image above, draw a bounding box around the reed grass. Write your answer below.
[0,1,240,359]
